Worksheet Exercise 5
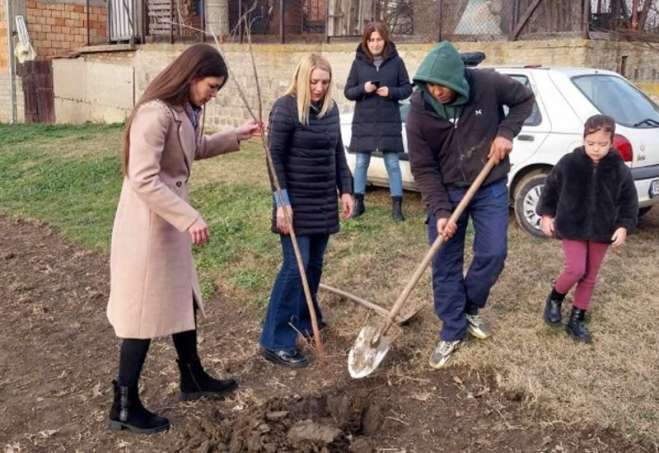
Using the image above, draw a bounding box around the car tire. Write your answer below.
[513,171,549,238]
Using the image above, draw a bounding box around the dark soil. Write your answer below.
[0,215,650,452]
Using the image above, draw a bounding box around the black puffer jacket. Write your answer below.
[344,42,412,154]
[268,95,353,235]
[536,147,638,243]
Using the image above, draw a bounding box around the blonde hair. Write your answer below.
[285,54,334,125]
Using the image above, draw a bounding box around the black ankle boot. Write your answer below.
[543,288,564,326]
[566,307,591,343]
[352,193,365,218]
[109,380,169,433]
[177,359,238,401]
[391,196,405,222]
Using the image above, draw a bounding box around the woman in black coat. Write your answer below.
[259,54,354,368]
[344,21,413,221]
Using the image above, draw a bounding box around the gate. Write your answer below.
[20,61,55,123]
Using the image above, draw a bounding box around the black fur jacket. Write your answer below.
[536,146,638,243]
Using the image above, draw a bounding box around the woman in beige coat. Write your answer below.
[107,44,261,434]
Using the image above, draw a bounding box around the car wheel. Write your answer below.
[638,206,652,218]
[513,172,548,238]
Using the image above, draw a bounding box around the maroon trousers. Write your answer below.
[554,239,609,310]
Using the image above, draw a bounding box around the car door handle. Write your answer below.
[517,134,535,141]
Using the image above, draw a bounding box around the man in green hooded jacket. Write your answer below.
[406,41,534,368]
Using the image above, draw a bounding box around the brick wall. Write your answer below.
[0,0,8,71]
[50,39,659,126]
[26,0,107,58]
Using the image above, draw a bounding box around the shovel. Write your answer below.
[348,156,499,379]
[319,283,424,325]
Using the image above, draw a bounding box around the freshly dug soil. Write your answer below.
[0,215,647,452]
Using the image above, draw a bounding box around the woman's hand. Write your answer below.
[376,86,389,97]
[364,81,377,93]
[341,193,354,219]
[276,205,294,235]
[236,119,264,141]
[436,218,457,241]
[541,215,555,237]
[188,217,209,245]
[611,227,627,247]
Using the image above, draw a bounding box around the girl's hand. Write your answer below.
[236,119,264,141]
[276,205,294,235]
[188,217,209,245]
[611,227,627,247]
[541,216,555,237]
[364,81,377,93]
[436,218,457,241]
[376,86,389,97]
[341,193,354,219]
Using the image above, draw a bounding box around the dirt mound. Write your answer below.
[0,214,651,452]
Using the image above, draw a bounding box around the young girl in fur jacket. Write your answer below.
[536,114,638,343]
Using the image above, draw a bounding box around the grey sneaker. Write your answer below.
[466,313,491,339]
[429,339,462,369]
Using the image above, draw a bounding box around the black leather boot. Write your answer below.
[177,359,238,401]
[391,196,405,222]
[108,380,170,433]
[566,307,591,343]
[543,287,564,326]
[352,193,365,218]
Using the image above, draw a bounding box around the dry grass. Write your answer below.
[321,190,659,444]
[3,124,657,444]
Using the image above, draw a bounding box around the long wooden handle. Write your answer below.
[375,156,499,341]
[319,282,409,322]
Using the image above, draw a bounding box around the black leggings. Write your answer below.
[117,329,199,387]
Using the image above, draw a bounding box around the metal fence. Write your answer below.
[101,0,659,45]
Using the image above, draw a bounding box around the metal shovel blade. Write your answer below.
[348,324,397,379]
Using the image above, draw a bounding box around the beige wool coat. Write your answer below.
[107,100,240,339]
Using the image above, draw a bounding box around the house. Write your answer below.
[2,0,658,125]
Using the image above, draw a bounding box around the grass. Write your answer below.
[1,123,658,445]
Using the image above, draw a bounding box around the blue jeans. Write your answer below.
[260,234,329,352]
[427,178,509,341]
[353,152,403,197]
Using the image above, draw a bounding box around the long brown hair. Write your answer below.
[121,44,229,174]
[360,21,391,61]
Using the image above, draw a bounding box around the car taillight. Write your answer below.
[613,134,633,162]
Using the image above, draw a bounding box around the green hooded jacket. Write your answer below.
[413,41,470,121]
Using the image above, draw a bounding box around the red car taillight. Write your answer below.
[613,134,633,162]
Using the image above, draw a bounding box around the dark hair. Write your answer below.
[360,21,391,61]
[122,44,229,173]
[583,114,616,141]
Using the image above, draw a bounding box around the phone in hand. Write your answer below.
[371,80,381,87]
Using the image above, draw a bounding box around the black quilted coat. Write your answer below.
[268,94,353,235]
[344,42,412,154]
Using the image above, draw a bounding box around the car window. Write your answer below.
[572,75,659,128]
[506,75,541,126]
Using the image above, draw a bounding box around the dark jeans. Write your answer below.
[427,178,508,341]
[260,234,329,353]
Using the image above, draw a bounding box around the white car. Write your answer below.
[341,66,659,236]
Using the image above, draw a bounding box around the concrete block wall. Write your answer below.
[53,38,659,127]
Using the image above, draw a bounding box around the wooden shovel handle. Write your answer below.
[375,156,499,341]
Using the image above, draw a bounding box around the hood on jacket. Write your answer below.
[413,41,470,119]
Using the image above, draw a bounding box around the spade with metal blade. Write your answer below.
[348,156,499,379]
